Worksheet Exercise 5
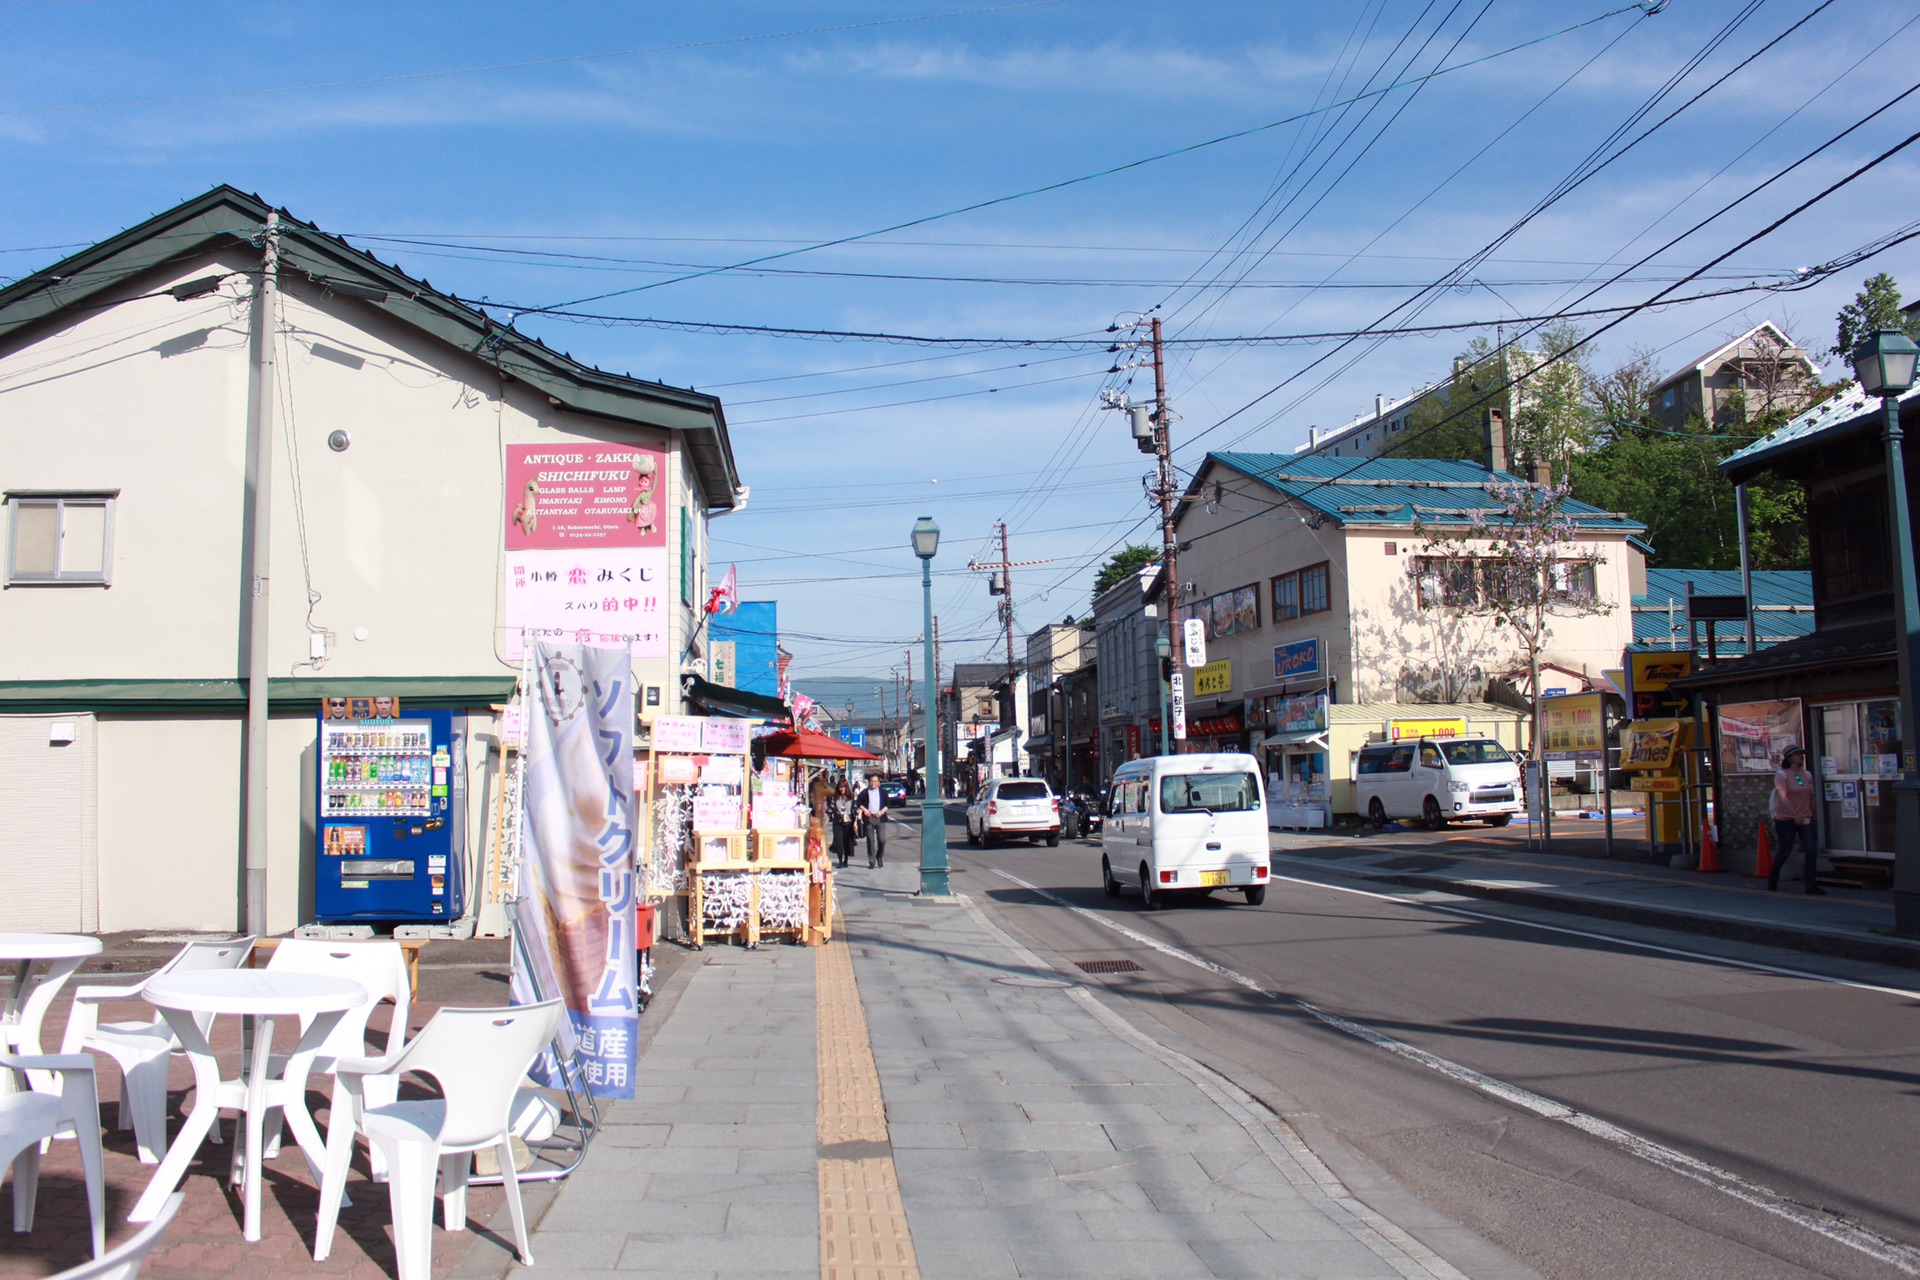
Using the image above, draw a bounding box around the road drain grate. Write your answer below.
[1074,959,1144,974]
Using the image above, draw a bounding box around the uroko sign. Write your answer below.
[1273,637,1321,682]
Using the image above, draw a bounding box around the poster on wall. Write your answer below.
[1717,699,1802,775]
[511,642,639,1100]
[504,443,670,661]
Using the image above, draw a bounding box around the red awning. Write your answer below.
[758,728,882,760]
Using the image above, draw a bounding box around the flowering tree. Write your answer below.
[1410,480,1611,764]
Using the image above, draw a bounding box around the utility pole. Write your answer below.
[933,614,943,797]
[1103,313,1183,753]
[243,210,280,936]
[968,526,1051,777]
[1149,316,1185,753]
[903,646,915,781]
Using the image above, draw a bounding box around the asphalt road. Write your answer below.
[931,811,1920,1280]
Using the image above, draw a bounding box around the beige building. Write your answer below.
[1647,322,1820,430]
[0,187,742,934]
[1174,453,1644,815]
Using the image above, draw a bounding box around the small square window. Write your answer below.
[1383,542,1397,556]
[7,494,115,585]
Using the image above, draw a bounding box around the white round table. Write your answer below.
[132,969,367,1241]
[0,933,104,1082]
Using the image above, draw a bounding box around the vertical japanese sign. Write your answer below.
[1170,672,1188,741]
[512,643,638,1100]
[504,443,670,660]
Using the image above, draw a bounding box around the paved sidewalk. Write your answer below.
[504,827,1534,1279]
[1269,823,1920,969]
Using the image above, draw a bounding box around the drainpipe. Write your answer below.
[243,211,280,936]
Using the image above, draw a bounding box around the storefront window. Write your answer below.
[1815,700,1901,856]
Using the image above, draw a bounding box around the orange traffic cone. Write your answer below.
[1748,818,1774,880]
[1694,821,1723,873]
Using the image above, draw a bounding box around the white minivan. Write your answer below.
[1354,737,1521,829]
[1101,753,1271,909]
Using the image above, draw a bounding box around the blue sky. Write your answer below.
[5,0,1919,689]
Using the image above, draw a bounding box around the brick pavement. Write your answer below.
[0,941,528,1280]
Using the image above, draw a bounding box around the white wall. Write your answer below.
[1,249,718,931]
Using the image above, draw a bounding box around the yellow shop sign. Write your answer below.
[1193,659,1232,696]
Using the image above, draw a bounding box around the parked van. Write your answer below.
[1101,753,1271,909]
[1354,737,1521,829]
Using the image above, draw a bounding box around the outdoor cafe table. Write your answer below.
[130,969,367,1241]
[1,932,103,1091]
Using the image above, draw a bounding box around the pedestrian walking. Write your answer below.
[861,777,889,867]
[1769,746,1824,895]
[831,781,856,868]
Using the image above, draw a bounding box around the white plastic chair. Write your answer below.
[259,939,411,1183]
[1,1052,106,1257]
[49,1191,183,1280]
[313,1001,564,1280]
[59,937,254,1164]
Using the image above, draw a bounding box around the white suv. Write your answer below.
[966,777,1060,847]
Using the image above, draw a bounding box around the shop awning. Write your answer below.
[1260,729,1329,749]
[758,727,880,760]
[682,673,789,721]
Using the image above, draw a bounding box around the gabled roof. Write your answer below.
[1193,454,1646,535]
[1718,382,1919,485]
[0,185,741,507]
[1649,322,1819,396]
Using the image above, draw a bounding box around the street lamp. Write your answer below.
[1852,330,1920,932]
[1155,632,1172,756]
[911,516,950,896]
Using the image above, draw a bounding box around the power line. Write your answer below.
[523,1,1655,316]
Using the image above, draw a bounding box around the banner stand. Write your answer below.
[473,896,604,1186]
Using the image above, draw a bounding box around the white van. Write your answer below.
[1101,753,1271,909]
[1354,737,1521,829]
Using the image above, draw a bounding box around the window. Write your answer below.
[1419,745,1444,770]
[1414,556,1484,608]
[996,781,1048,800]
[1662,388,1676,409]
[1271,572,1298,621]
[1271,563,1330,619]
[6,494,114,584]
[1812,484,1889,605]
[1159,772,1261,813]
[1442,740,1512,765]
[1299,563,1330,614]
[1551,560,1598,599]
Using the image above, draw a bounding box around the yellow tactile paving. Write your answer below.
[817,936,920,1280]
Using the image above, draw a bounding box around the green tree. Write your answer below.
[1833,273,1920,361]
[1569,342,1825,571]
[1091,544,1159,603]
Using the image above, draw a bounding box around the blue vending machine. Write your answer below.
[315,702,465,922]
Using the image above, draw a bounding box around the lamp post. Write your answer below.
[912,516,950,897]
[1155,632,1172,756]
[1853,330,1920,933]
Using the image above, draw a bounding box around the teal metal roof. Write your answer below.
[1201,453,1646,534]
[1720,384,1919,485]
[1631,569,1813,657]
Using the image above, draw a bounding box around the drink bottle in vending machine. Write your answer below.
[314,703,465,922]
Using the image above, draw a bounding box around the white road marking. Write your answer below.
[989,866,1920,1274]
[1264,863,1920,1003]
